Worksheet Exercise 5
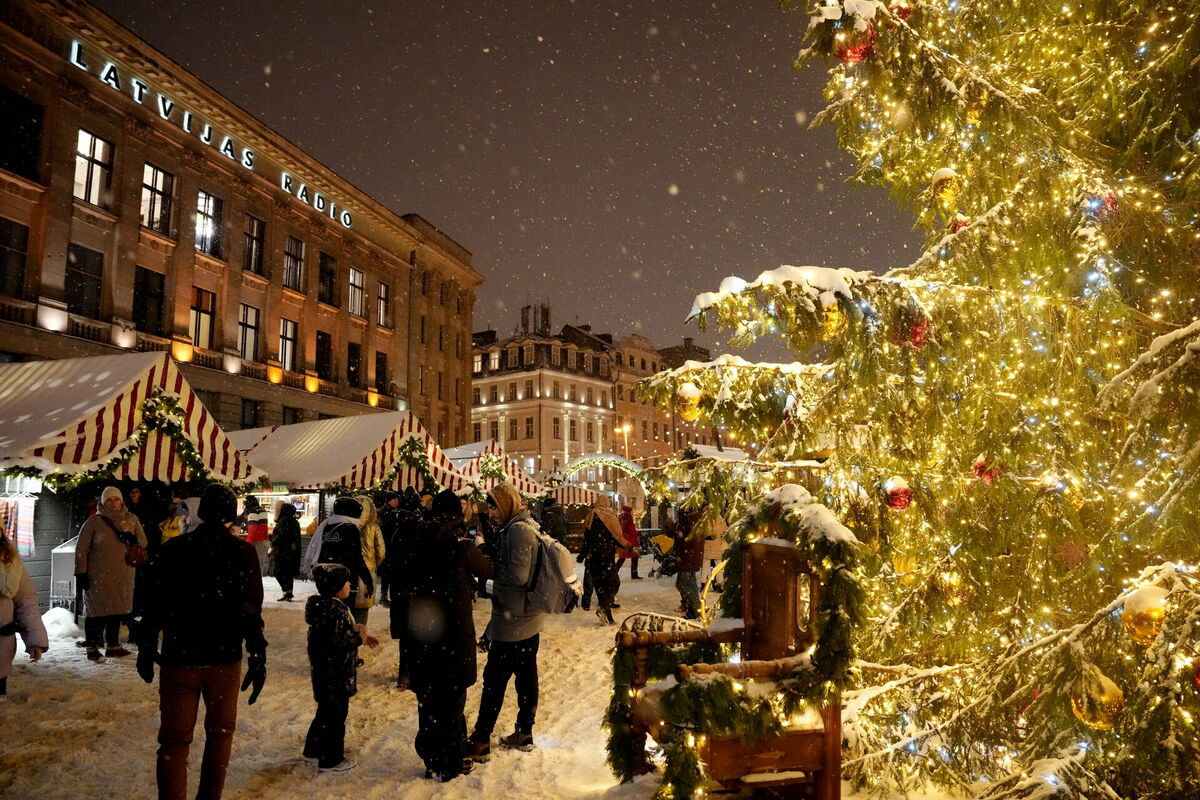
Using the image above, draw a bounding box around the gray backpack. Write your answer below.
[526,529,583,614]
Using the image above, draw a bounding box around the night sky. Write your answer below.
[93,0,918,354]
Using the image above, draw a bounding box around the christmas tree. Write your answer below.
[637,2,1200,797]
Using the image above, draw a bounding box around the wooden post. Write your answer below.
[819,700,841,800]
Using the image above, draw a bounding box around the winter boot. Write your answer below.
[105,646,132,658]
[465,739,491,762]
[319,758,357,773]
[86,647,103,662]
[499,731,535,751]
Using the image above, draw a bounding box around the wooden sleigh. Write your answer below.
[615,540,841,798]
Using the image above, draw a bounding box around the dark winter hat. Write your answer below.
[431,489,460,516]
[312,563,351,597]
[198,484,237,524]
[400,487,422,509]
[332,496,363,519]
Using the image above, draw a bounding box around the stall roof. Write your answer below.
[225,426,273,453]
[236,410,470,492]
[0,352,261,486]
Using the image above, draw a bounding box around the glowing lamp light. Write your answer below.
[111,325,137,349]
[223,354,242,374]
[305,375,320,393]
[171,340,194,363]
[266,365,284,384]
[367,389,380,408]
[37,304,68,332]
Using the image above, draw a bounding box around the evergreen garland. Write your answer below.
[4,391,252,490]
[606,485,865,797]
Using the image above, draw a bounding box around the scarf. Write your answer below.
[302,512,362,574]
[583,496,624,546]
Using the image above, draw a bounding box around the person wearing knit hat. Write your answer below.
[74,486,148,660]
[136,483,268,799]
[304,563,378,772]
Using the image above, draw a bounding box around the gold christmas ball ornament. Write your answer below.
[675,382,703,422]
[1122,585,1169,646]
[930,167,961,209]
[1071,666,1124,730]
[820,297,847,340]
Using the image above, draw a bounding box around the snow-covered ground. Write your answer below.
[2,564,954,799]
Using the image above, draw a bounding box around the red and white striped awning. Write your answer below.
[460,441,546,496]
[548,484,605,506]
[0,352,261,486]
[236,410,471,492]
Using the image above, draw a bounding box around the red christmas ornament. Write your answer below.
[973,455,1002,485]
[884,476,913,510]
[835,22,876,64]
[1193,660,1200,693]
[909,317,932,348]
[889,1,913,22]
[949,214,971,234]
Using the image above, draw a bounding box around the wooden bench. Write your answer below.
[616,540,841,798]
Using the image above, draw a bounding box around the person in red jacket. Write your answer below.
[240,496,270,576]
[617,506,641,580]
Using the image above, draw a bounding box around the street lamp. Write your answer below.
[614,423,632,459]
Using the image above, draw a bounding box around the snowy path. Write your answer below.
[1,564,947,799]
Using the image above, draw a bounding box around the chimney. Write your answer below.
[539,303,551,336]
[521,305,531,335]
[684,337,693,348]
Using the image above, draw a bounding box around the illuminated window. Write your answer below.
[283,236,304,291]
[348,268,365,316]
[376,281,391,326]
[195,191,223,258]
[237,304,259,361]
[243,215,265,274]
[189,287,215,349]
[140,163,174,234]
[279,318,298,371]
[73,129,112,207]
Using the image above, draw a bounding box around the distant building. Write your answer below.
[0,0,482,440]
[471,306,715,499]
[658,336,712,370]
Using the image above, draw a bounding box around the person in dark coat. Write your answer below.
[303,563,378,773]
[375,493,402,606]
[308,497,373,608]
[576,497,624,625]
[136,484,267,800]
[384,488,425,690]
[402,490,492,781]
[672,508,706,619]
[540,497,568,543]
[269,503,302,601]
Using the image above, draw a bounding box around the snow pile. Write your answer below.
[41,606,83,640]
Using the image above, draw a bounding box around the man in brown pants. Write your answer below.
[137,485,268,799]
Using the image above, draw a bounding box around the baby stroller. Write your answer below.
[641,530,678,578]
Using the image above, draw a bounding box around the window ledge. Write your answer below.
[282,287,306,301]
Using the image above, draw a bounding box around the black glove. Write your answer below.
[241,655,266,705]
[75,572,89,591]
[575,552,585,563]
[477,634,491,653]
[137,649,157,684]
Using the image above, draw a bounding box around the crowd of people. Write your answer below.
[0,479,728,798]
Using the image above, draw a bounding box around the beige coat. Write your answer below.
[702,515,729,562]
[1,554,49,679]
[74,509,147,617]
[354,496,386,609]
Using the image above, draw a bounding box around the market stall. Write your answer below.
[0,351,264,607]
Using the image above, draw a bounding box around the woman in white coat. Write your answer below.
[0,528,48,698]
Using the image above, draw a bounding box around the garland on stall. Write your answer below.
[3,391,243,490]
[606,484,866,798]
[478,452,506,481]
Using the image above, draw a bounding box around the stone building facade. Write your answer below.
[0,0,481,439]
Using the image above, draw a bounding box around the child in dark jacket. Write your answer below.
[304,563,378,772]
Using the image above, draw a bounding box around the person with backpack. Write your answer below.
[466,483,545,759]
[302,497,373,609]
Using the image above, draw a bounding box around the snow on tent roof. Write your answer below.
[239,410,470,492]
[225,426,273,453]
[689,444,752,462]
[443,439,495,469]
[0,351,262,485]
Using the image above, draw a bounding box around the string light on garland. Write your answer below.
[1071,665,1125,730]
[675,381,703,422]
[1122,585,1169,646]
[884,476,913,510]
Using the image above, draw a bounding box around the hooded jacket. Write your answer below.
[486,484,544,642]
[352,495,387,609]
[305,595,362,701]
[269,503,302,579]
